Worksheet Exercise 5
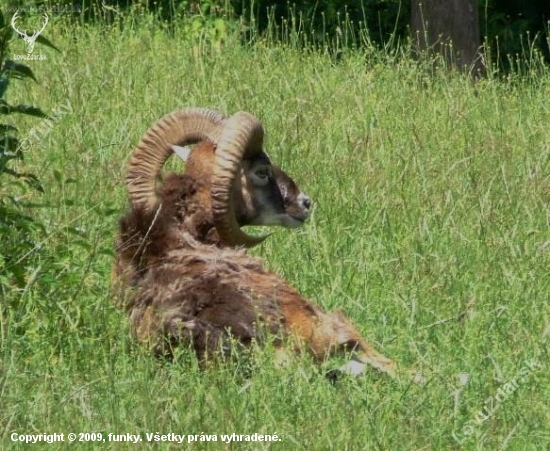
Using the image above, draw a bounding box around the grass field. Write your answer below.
[1,11,550,450]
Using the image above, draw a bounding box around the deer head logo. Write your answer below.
[11,11,49,54]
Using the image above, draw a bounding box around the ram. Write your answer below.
[114,108,396,379]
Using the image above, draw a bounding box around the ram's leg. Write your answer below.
[338,340,396,378]
[315,310,396,378]
[330,321,427,384]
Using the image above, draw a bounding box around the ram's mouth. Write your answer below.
[247,212,308,228]
[282,213,309,228]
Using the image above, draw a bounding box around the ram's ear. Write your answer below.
[171,145,192,162]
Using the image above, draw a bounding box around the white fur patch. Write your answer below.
[338,359,366,376]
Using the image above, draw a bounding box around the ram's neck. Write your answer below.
[159,172,227,247]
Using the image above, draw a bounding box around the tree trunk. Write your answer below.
[411,0,484,76]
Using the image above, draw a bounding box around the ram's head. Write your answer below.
[126,108,311,247]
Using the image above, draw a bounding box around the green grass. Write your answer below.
[1,12,550,450]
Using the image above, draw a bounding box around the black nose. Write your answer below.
[302,196,311,210]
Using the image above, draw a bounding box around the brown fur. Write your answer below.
[114,141,396,378]
[114,143,221,292]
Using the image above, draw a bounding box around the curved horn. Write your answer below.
[127,108,226,212]
[211,111,269,247]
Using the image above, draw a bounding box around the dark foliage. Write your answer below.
[483,0,550,64]
[25,0,550,66]
[233,0,408,48]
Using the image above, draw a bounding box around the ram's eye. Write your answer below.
[255,167,270,179]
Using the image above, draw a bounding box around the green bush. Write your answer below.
[0,10,55,294]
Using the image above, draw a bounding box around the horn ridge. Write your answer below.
[127,108,226,212]
[211,111,269,247]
